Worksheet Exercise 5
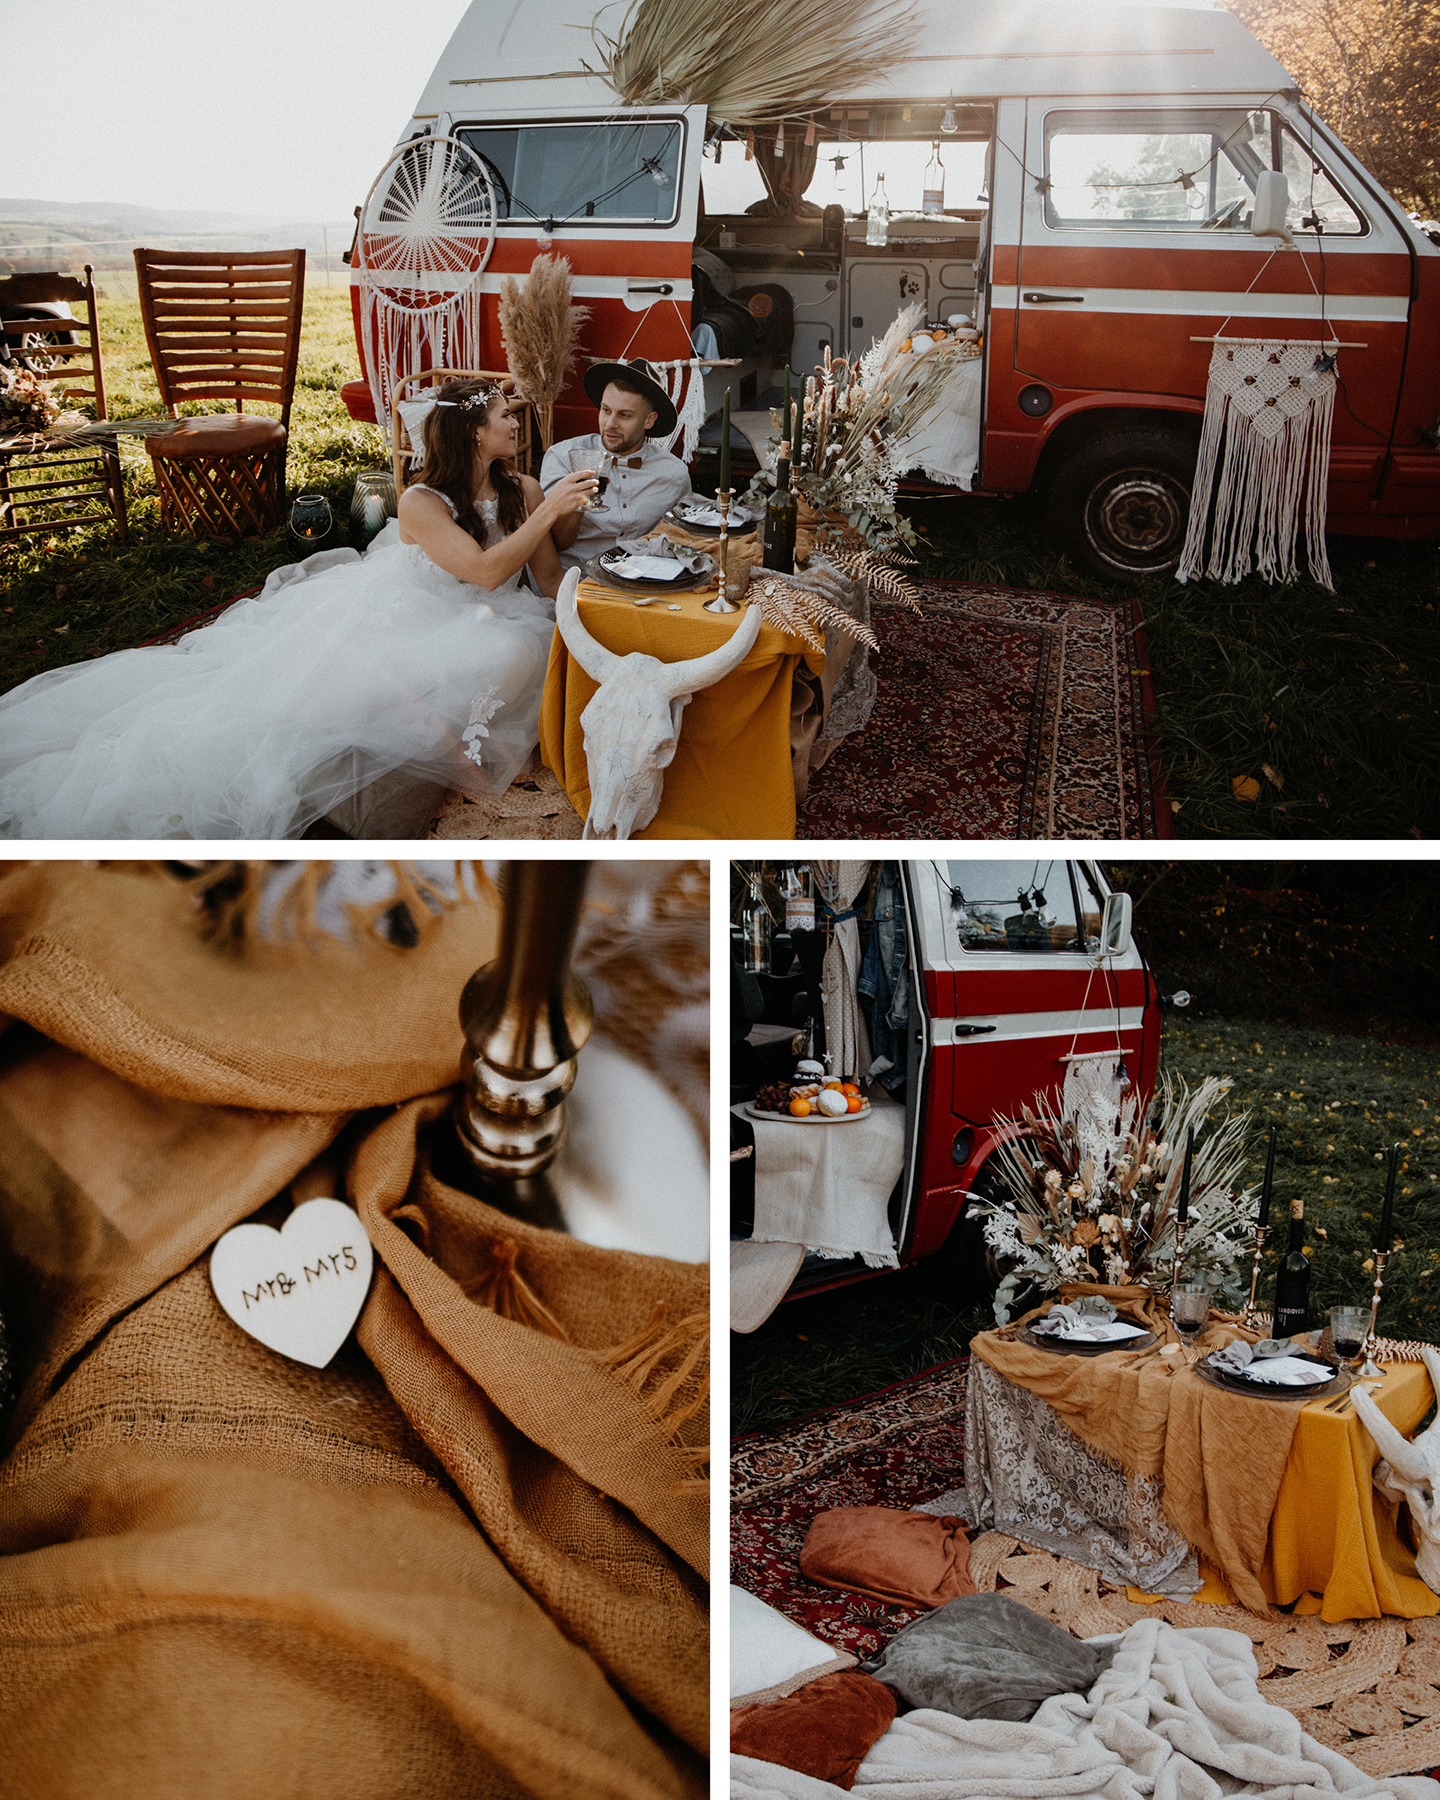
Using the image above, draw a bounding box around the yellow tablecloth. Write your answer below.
[538,576,823,839]
[1189,1360,1438,1621]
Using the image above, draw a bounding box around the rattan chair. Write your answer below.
[134,247,304,539]
[390,368,538,495]
[0,265,127,545]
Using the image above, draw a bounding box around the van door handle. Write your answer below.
[627,283,674,295]
[1022,291,1084,304]
[953,1022,998,1036]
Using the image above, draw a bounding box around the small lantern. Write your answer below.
[349,469,396,550]
[287,492,339,557]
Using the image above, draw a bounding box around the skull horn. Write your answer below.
[1352,1382,1434,1486]
[657,601,763,701]
[555,567,622,684]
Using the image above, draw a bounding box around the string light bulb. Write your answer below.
[941,94,958,135]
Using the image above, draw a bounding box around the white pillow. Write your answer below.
[730,1585,855,1705]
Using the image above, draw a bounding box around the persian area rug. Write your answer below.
[731,1357,1440,1779]
[798,583,1169,840]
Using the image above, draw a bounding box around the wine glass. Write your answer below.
[1329,1305,1369,1376]
[1171,1283,1210,1363]
[567,446,610,511]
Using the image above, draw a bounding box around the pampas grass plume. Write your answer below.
[497,254,591,425]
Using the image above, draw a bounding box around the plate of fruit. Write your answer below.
[745,1078,870,1123]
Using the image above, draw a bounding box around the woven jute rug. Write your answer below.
[797,583,1169,841]
[969,1533,1440,1780]
[427,767,584,839]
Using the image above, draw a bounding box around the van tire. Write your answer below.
[1045,425,1198,584]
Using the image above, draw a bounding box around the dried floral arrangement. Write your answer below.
[744,304,969,550]
[747,565,880,652]
[0,366,63,435]
[585,0,921,129]
[496,254,591,448]
[977,1072,1256,1323]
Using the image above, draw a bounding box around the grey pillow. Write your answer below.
[864,1592,1114,1723]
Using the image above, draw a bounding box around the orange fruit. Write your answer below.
[789,1097,812,1117]
[841,1082,860,1097]
[846,1094,863,1112]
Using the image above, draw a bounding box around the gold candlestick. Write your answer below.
[703,486,741,613]
[1243,1223,1269,1331]
[451,862,594,1224]
[1169,1217,1188,1297]
[1360,1247,1389,1377]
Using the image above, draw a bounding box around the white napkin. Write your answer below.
[1233,1354,1331,1386]
[612,534,715,575]
[1031,1303,1142,1342]
[607,555,700,582]
[673,500,759,528]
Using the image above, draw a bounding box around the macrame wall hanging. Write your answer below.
[1177,338,1338,590]
[653,358,710,463]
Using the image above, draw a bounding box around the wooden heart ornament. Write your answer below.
[209,1198,374,1369]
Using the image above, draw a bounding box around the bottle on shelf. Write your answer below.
[923,143,945,216]
[779,863,814,934]
[1271,1197,1311,1337]
[762,452,797,574]
[738,869,772,975]
[866,173,890,247]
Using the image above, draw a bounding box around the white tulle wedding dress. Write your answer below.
[0,492,555,839]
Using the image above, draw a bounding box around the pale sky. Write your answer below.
[0,0,471,223]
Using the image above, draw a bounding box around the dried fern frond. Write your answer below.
[826,546,925,613]
[497,254,590,411]
[751,581,825,650]
[585,0,922,128]
[751,573,879,650]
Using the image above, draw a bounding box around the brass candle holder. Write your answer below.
[452,862,594,1225]
[1359,1247,1390,1377]
[703,487,741,613]
[1169,1217,1188,1298]
[1243,1223,1269,1331]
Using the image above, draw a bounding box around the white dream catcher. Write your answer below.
[357,135,497,443]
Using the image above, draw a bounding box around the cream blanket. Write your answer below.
[732,1619,1440,1800]
[742,1094,903,1269]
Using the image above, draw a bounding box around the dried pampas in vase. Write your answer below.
[497,254,591,451]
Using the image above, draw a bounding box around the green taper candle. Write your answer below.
[783,364,792,446]
[719,387,731,490]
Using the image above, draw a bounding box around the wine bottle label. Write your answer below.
[922,188,944,214]
[786,898,815,933]
[1273,1304,1308,1334]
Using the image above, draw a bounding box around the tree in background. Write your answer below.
[1225,0,1440,217]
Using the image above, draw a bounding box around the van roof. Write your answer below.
[415,0,1294,122]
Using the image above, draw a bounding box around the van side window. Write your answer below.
[944,860,1083,953]
[1279,128,1365,235]
[457,121,683,226]
[1043,110,1269,231]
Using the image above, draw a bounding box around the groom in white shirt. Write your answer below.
[541,358,692,575]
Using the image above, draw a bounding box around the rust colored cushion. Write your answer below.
[731,1669,896,1791]
[148,413,287,457]
[800,1506,976,1608]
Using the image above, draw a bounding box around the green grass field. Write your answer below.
[732,1012,1440,1437]
[2,289,1435,838]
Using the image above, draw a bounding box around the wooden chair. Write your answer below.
[390,368,538,496]
[0,265,127,545]
[134,246,304,539]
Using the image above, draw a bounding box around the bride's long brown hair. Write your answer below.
[412,377,529,544]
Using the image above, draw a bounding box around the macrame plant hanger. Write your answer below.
[1177,244,1350,591]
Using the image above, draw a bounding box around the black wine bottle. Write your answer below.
[762,454,797,574]
[1272,1197,1311,1337]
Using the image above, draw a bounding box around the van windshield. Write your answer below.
[943,860,1085,952]
[457,120,684,226]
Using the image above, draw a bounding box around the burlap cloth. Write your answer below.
[972,1283,1298,1615]
[0,862,707,1800]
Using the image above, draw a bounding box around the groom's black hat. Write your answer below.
[581,357,677,437]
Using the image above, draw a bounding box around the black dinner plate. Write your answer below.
[1017,1324,1157,1356]
[663,501,762,539]
[1195,1349,1347,1401]
[583,552,715,596]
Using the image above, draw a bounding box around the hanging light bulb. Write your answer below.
[775,121,786,157]
[644,156,672,189]
[941,93,958,135]
[830,152,849,193]
[536,216,555,248]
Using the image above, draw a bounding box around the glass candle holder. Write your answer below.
[287,492,339,557]
[350,469,396,550]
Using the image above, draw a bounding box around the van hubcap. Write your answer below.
[1087,472,1188,570]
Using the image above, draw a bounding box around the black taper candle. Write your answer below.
[1376,1141,1399,1250]
[1177,1127,1193,1225]
[1258,1123,1276,1227]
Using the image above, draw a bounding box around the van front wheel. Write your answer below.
[1046,426,1197,584]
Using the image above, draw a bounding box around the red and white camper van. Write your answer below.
[343,0,1440,580]
[730,858,1171,1306]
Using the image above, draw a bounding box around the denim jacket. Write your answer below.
[857,861,909,1093]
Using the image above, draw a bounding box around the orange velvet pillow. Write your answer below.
[731,1669,897,1790]
[800,1506,976,1608]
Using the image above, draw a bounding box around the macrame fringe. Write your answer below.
[658,360,709,465]
[170,860,484,952]
[360,285,486,450]
[1178,341,1336,591]
[463,1236,572,1342]
[596,1302,710,1488]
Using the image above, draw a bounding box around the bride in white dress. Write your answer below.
[0,378,598,839]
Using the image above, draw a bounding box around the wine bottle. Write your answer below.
[866,173,890,247]
[762,454,797,574]
[782,863,814,934]
[738,870,771,974]
[923,142,945,216]
[1272,1198,1311,1337]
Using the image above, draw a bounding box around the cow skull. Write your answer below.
[1352,1346,1440,1591]
[555,568,762,839]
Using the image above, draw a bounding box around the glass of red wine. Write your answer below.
[1171,1283,1210,1363]
[1330,1305,1369,1375]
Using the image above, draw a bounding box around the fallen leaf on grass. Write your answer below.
[54,584,67,601]
[201,575,215,592]
[1262,763,1284,791]
[1232,776,1261,802]
[1317,792,1330,808]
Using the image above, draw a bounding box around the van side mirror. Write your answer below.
[1099,892,1132,958]
[1252,170,1292,240]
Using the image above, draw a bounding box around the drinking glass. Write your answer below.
[568,447,610,511]
[1171,1283,1210,1361]
[1330,1304,1369,1373]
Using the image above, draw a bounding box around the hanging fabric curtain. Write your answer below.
[745,125,821,217]
[1177,339,1338,590]
[812,860,873,1083]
